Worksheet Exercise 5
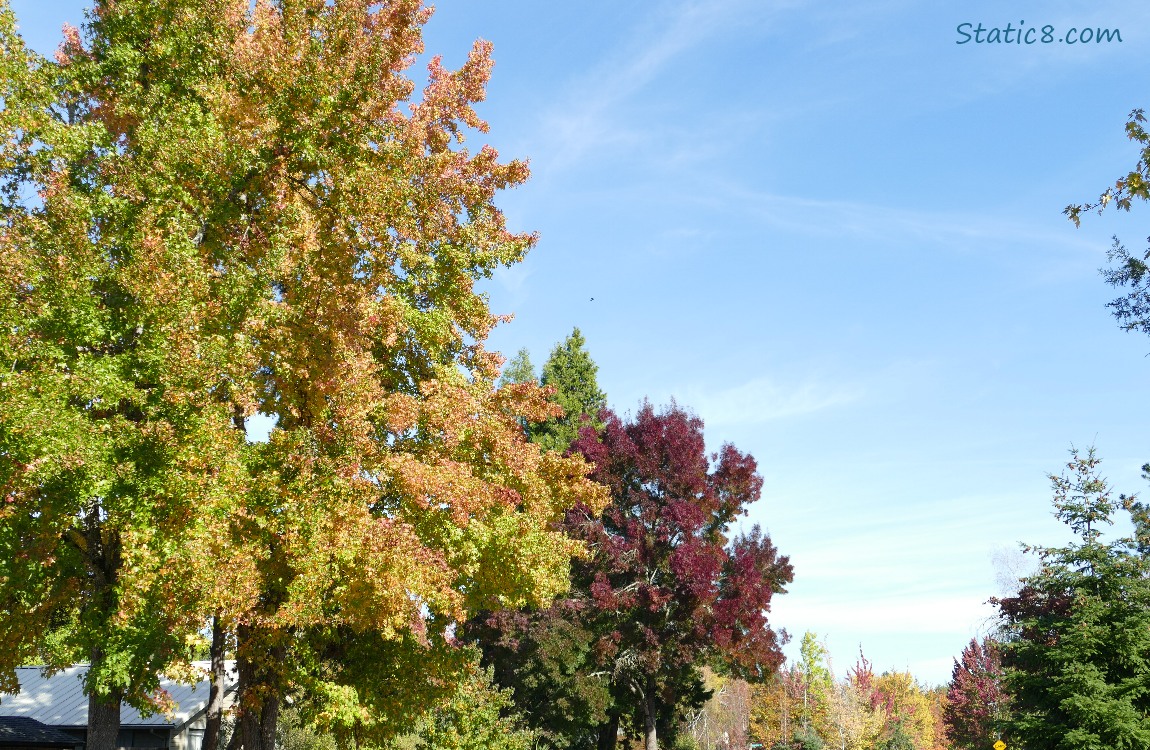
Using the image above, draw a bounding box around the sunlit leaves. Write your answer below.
[0,0,606,742]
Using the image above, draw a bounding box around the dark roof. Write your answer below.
[0,717,80,747]
[0,663,237,729]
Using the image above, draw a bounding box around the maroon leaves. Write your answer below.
[944,637,1006,750]
[568,401,793,695]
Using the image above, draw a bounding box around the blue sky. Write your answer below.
[12,1,1150,686]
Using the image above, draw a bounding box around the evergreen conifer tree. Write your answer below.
[995,448,1150,749]
[532,328,606,452]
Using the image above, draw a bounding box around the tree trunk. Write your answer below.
[597,713,619,750]
[238,697,278,750]
[87,691,122,750]
[642,676,658,750]
[202,615,228,750]
[234,625,282,750]
[81,512,124,750]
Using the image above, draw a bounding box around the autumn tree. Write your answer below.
[994,448,1150,749]
[869,672,936,750]
[563,402,793,750]
[754,647,933,750]
[943,638,1004,750]
[0,3,607,750]
[750,666,804,750]
[924,688,949,750]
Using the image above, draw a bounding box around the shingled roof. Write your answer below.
[0,717,81,747]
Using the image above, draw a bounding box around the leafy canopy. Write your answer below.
[567,402,793,748]
[0,0,608,743]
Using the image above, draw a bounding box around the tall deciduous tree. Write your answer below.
[532,328,606,452]
[943,638,1005,750]
[0,3,252,747]
[566,402,793,750]
[994,448,1150,749]
[0,3,607,750]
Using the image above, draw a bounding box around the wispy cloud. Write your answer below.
[491,262,534,307]
[681,374,862,427]
[711,184,1105,256]
[530,0,806,173]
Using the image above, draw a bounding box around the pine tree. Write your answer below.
[531,328,607,452]
[994,448,1150,749]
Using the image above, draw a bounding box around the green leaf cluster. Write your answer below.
[385,654,537,750]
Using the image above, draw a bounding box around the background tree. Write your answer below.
[382,654,538,750]
[467,331,611,750]
[750,668,802,750]
[0,3,609,750]
[994,448,1150,749]
[753,647,934,750]
[681,669,752,750]
[943,638,1004,750]
[500,348,538,388]
[565,402,793,750]
[924,687,949,750]
[868,672,936,750]
[466,603,612,750]
[531,328,607,452]
[796,633,834,741]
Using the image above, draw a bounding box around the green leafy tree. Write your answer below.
[784,726,824,750]
[878,725,914,750]
[531,328,607,452]
[465,331,608,747]
[385,656,537,750]
[797,633,833,739]
[499,348,537,388]
[993,448,1150,749]
[0,3,609,750]
[0,4,250,747]
[466,606,612,750]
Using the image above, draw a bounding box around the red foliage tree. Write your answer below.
[566,402,794,750]
[944,637,1006,750]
